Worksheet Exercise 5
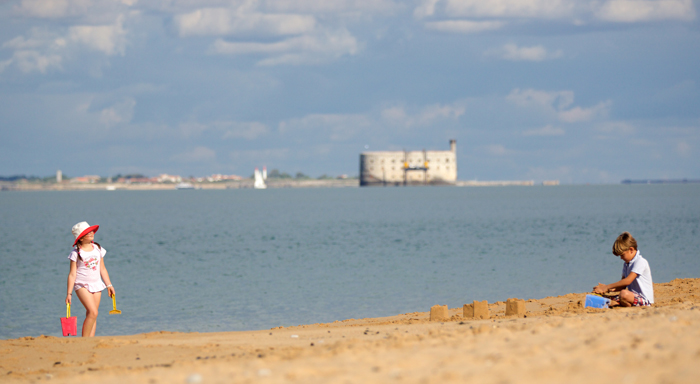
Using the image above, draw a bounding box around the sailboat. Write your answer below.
[254,166,267,189]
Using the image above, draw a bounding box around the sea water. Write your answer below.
[0,185,698,339]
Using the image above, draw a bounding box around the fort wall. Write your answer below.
[360,140,457,186]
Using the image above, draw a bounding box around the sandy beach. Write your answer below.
[2,278,699,384]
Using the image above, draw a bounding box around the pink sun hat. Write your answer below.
[71,221,99,246]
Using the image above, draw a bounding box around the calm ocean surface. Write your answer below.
[1,185,699,339]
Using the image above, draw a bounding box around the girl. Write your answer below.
[65,221,116,337]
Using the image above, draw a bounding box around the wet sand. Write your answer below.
[2,278,699,384]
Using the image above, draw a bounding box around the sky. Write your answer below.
[1,0,699,183]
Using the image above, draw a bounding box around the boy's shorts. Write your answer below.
[630,290,651,307]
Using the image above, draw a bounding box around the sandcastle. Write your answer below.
[429,305,449,321]
[505,298,526,317]
[463,300,489,319]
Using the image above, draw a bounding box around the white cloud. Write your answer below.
[443,0,576,19]
[507,88,610,123]
[487,43,563,61]
[596,0,696,22]
[0,16,128,75]
[275,101,466,144]
[172,146,217,163]
[558,102,611,123]
[414,0,440,18]
[211,28,359,65]
[0,59,12,73]
[18,0,93,19]
[279,113,372,142]
[99,98,136,127]
[178,120,269,139]
[523,125,565,136]
[68,16,127,55]
[220,121,269,140]
[485,144,513,156]
[178,122,207,138]
[424,20,505,33]
[265,0,398,14]
[175,8,316,37]
[9,50,63,73]
[413,0,695,33]
[676,141,691,156]
[507,88,574,109]
[3,35,51,50]
[382,102,466,128]
[17,0,137,23]
[168,1,397,66]
[1,29,67,73]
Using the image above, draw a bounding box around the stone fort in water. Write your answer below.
[359,140,457,186]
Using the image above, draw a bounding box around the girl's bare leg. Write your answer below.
[76,289,102,337]
[90,291,102,336]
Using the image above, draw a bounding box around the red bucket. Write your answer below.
[61,303,77,337]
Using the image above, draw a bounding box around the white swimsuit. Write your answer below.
[68,245,107,293]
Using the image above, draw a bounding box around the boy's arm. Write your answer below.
[593,272,637,294]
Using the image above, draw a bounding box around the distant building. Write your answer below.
[70,175,101,183]
[360,140,457,186]
[157,174,182,183]
[56,170,62,183]
[117,177,153,184]
[208,174,243,182]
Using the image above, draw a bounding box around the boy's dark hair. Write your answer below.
[612,232,637,256]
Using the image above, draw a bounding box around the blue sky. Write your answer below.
[1,0,698,183]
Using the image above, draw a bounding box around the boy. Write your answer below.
[593,232,654,307]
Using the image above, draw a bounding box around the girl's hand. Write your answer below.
[65,294,71,305]
[107,286,115,298]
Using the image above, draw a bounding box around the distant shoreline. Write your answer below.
[0,179,360,191]
[6,179,699,191]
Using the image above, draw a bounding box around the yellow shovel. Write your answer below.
[109,294,122,315]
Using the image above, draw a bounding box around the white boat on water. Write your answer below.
[175,182,195,190]
[254,166,267,189]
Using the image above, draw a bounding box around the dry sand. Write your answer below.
[2,278,699,384]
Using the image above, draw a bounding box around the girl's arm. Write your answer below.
[593,272,638,294]
[100,259,115,298]
[66,261,77,305]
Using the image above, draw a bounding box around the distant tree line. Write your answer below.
[112,173,147,179]
[262,169,353,180]
[0,175,63,182]
[2,171,356,182]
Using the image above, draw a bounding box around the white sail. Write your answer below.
[254,167,267,189]
[262,166,267,181]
